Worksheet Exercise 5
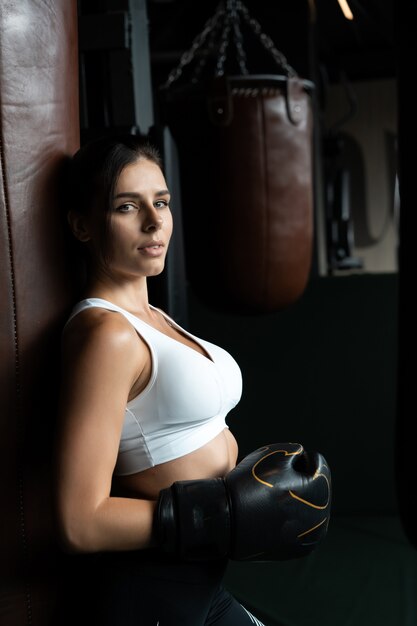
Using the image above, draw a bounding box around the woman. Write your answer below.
[55,133,329,625]
[55,132,267,625]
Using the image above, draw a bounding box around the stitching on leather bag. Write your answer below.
[0,133,33,624]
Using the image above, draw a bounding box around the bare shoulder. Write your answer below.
[61,307,145,366]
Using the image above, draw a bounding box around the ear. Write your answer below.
[67,210,91,243]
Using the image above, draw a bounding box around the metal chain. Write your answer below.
[215,14,232,76]
[217,0,248,76]
[230,6,249,75]
[160,3,225,90]
[239,3,298,77]
[161,0,297,90]
[191,17,225,84]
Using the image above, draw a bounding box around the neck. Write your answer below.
[83,273,152,316]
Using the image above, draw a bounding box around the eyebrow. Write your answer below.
[113,189,170,200]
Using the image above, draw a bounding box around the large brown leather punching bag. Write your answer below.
[165,74,314,314]
[0,2,79,624]
[160,0,314,314]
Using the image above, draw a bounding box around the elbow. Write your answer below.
[59,529,90,555]
[57,511,100,554]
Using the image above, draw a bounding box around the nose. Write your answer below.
[142,206,163,233]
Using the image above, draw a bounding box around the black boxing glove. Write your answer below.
[154,442,331,562]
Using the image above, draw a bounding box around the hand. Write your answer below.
[154,442,331,561]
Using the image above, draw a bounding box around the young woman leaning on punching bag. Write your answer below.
[54,133,331,626]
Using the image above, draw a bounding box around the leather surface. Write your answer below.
[165,75,314,313]
[0,1,79,623]
[157,443,331,562]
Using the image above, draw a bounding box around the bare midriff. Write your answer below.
[111,428,238,500]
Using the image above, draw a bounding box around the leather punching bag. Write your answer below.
[0,1,79,624]
[165,74,314,313]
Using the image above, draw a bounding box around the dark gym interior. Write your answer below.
[1,1,416,624]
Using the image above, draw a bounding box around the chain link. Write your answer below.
[215,16,232,76]
[160,3,225,90]
[239,3,297,77]
[230,7,249,75]
[160,0,297,90]
[191,17,225,84]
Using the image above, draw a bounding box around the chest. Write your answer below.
[127,333,243,426]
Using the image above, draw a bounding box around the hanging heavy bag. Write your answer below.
[160,1,314,313]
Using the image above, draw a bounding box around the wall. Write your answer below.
[185,272,398,516]
[323,78,398,274]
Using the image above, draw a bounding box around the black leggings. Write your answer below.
[58,548,265,625]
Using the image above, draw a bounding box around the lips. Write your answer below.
[138,240,165,257]
[138,240,164,251]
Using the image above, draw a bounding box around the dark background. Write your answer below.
[77,2,417,624]
[1,2,415,625]
[78,0,397,130]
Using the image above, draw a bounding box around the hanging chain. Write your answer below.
[191,16,225,84]
[239,3,297,77]
[161,0,297,91]
[229,0,249,75]
[160,3,225,90]
[215,0,248,76]
[215,12,232,76]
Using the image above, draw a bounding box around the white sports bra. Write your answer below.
[65,298,243,475]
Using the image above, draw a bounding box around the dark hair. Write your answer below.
[65,133,163,265]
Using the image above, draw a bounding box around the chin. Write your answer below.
[146,263,166,277]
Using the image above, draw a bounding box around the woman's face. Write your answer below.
[89,157,173,281]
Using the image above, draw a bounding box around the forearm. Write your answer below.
[60,496,157,554]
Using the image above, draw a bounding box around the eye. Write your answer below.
[116,202,137,213]
[154,199,170,209]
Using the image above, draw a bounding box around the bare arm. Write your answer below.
[55,311,155,553]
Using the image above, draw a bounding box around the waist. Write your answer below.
[114,414,232,476]
[112,428,238,500]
